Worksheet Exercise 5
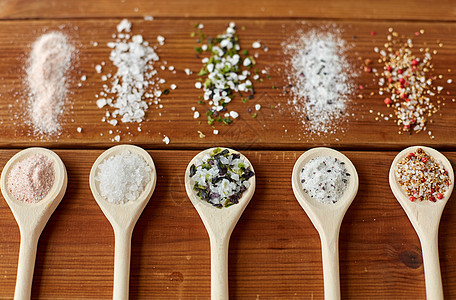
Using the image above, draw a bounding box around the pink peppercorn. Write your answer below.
[409,196,416,202]
[370,31,376,36]
[412,59,418,66]
[429,196,436,202]
[399,78,405,84]
[386,66,392,72]
[436,193,443,200]
[384,98,392,105]
[421,157,427,163]
[398,69,403,74]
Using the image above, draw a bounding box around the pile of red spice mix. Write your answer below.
[366,28,449,136]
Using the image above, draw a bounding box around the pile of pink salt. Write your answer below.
[27,32,74,134]
[7,154,55,203]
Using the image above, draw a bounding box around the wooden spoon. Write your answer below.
[389,146,454,300]
[291,147,359,300]
[89,145,157,300]
[184,147,256,300]
[0,147,67,300]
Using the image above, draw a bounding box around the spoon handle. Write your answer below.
[320,230,341,300]
[15,232,39,300]
[113,229,132,300]
[210,234,230,300]
[419,230,443,300]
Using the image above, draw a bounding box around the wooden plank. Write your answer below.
[1,0,455,21]
[0,149,455,299]
[0,19,455,149]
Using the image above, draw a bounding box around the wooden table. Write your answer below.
[0,1,455,299]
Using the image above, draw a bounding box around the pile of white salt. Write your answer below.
[27,32,74,134]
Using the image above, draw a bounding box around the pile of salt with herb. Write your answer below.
[300,156,350,204]
[284,29,355,135]
[95,150,151,204]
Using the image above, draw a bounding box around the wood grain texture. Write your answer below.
[0,19,455,149]
[0,149,455,299]
[0,0,455,21]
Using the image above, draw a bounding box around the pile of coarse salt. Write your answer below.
[8,154,55,203]
[284,29,355,135]
[300,156,350,204]
[95,19,171,142]
[27,32,74,135]
[95,150,151,204]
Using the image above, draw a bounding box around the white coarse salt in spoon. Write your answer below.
[0,147,67,300]
[292,147,359,300]
[89,145,156,300]
[185,147,256,300]
[389,146,454,300]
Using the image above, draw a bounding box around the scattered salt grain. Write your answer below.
[193,111,200,119]
[300,156,350,204]
[255,104,261,111]
[8,154,55,203]
[81,75,87,81]
[252,41,261,49]
[95,150,151,204]
[95,65,102,73]
[230,111,239,119]
[77,127,82,133]
[184,68,192,75]
[157,35,165,45]
[170,84,177,90]
[213,129,219,135]
[163,135,170,144]
[27,32,74,135]
[144,16,154,21]
[195,82,202,89]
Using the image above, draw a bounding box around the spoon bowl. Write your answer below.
[292,147,359,300]
[89,145,156,300]
[0,147,67,300]
[184,147,256,300]
[389,146,454,300]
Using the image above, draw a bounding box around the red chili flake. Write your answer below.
[408,152,415,158]
[412,59,418,66]
[401,93,408,99]
[414,32,420,36]
[403,124,410,130]
[421,157,427,163]
[364,66,372,73]
[421,178,426,183]
[398,69,403,74]
[429,196,436,202]
[410,119,416,125]
[384,98,392,105]
[386,66,392,72]
[370,31,376,36]
[409,196,416,202]
[399,78,405,84]
[359,85,364,90]
[388,77,393,83]
[436,193,444,200]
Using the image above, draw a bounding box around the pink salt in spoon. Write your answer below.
[0,148,67,300]
[389,146,454,300]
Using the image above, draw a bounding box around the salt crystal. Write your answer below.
[163,135,170,144]
[77,127,82,133]
[213,129,219,135]
[255,104,261,111]
[230,111,239,119]
[170,84,177,90]
[95,65,102,73]
[117,19,131,33]
[157,35,165,45]
[81,75,87,81]
[252,41,261,49]
[95,150,151,204]
[193,111,200,119]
